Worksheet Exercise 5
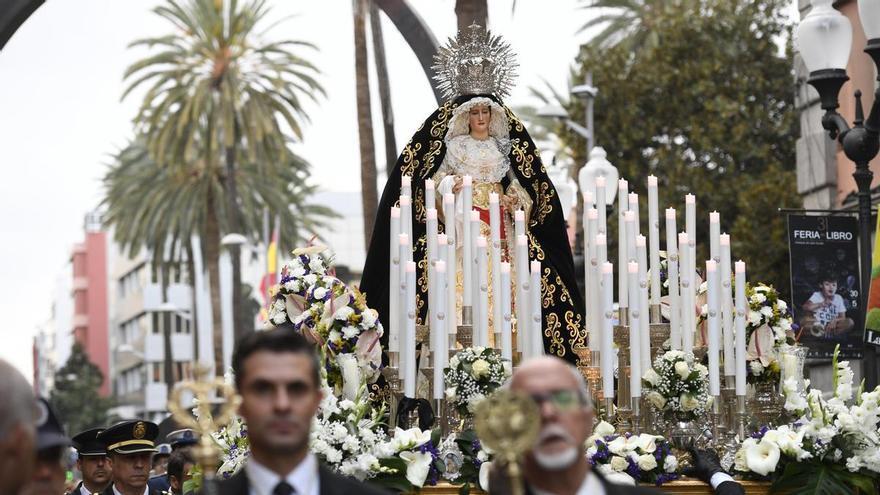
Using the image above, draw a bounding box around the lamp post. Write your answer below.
[797,0,880,385]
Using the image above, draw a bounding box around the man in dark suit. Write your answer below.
[67,427,112,495]
[490,356,660,495]
[209,328,388,495]
[96,420,163,495]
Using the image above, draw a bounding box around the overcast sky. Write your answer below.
[0,0,599,380]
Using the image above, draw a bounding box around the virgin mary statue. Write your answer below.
[360,25,586,364]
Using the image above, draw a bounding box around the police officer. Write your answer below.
[96,421,163,495]
[20,398,71,495]
[67,428,112,495]
[148,429,198,493]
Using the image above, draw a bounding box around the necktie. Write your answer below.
[273,481,296,495]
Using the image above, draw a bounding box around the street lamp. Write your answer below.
[578,147,619,207]
[797,0,880,311]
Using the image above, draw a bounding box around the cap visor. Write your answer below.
[113,446,159,454]
[37,432,71,451]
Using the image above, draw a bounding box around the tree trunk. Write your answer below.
[455,0,488,33]
[185,240,200,363]
[159,260,175,395]
[354,0,378,251]
[370,1,397,177]
[225,132,247,344]
[204,191,225,376]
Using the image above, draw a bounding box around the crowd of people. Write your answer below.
[1,329,743,495]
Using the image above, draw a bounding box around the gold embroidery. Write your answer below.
[545,312,565,358]
[542,268,555,309]
[527,232,546,261]
[511,139,535,179]
[565,311,586,349]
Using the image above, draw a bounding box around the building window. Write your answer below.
[152,313,160,334]
[152,363,162,383]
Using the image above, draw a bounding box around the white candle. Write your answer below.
[665,209,681,350]
[679,232,694,354]
[489,193,502,341]
[628,192,640,238]
[461,176,473,308]
[470,210,481,329]
[625,210,637,264]
[515,209,526,239]
[425,178,435,211]
[587,208,599,350]
[596,176,607,235]
[477,236,489,348]
[399,233,411,351]
[500,262,513,361]
[515,234,529,357]
[637,235,651,377]
[685,194,696,284]
[720,234,734,377]
[443,193,455,240]
[446,236,457,347]
[433,260,447,399]
[709,211,720,264]
[404,261,417,397]
[627,261,642,398]
[530,260,544,358]
[401,174,412,196]
[426,208,438,267]
[734,261,747,396]
[706,259,720,396]
[647,176,661,308]
[601,262,615,399]
[389,207,401,353]
[618,178,629,310]
[400,195,413,260]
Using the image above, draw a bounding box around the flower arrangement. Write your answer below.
[586,421,680,486]
[741,283,794,384]
[642,350,711,421]
[443,346,512,416]
[268,246,384,394]
[437,429,494,493]
[733,345,880,493]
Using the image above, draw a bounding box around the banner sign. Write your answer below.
[788,214,862,359]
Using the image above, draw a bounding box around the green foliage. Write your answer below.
[770,461,879,495]
[579,0,700,52]
[49,343,114,436]
[564,0,799,294]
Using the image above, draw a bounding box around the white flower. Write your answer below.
[745,438,780,476]
[473,346,486,354]
[467,393,486,413]
[674,361,691,380]
[478,461,493,491]
[664,455,678,473]
[760,306,774,318]
[308,257,324,273]
[360,309,378,328]
[643,369,660,386]
[325,447,343,464]
[392,427,431,451]
[750,360,765,376]
[342,435,361,452]
[610,455,629,472]
[339,399,355,411]
[337,353,361,401]
[607,437,628,455]
[329,329,342,343]
[342,325,360,340]
[777,300,788,310]
[664,350,685,361]
[445,387,457,401]
[694,363,708,378]
[476,450,489,462]
[751,293,767,304]
[748,310,762,325]
[471,359,491,379]
[594,420,616,438]
[334,306,355,321]
[399,450,432,487]
[605,471,637,486]
[303,274,318,286]
[637,453,658,471]
[313,287,328,300]
[680,394,700,412]
[636,434,658,453]
[449,355,460,368]
[290,265,307,278]
[646,391,666,410]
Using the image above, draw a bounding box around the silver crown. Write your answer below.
[432,23,518,101]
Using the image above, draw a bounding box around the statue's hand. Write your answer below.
[452,175,464,195]
[501,192,520,211]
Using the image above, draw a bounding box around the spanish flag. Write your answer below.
[259,227,279,309]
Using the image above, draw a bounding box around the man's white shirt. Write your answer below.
[245,453,320,495]
[78,484,92,495]
[530,470,605,495]
[112,484,149,495]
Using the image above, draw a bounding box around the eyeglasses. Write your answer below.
[529,389,584,411]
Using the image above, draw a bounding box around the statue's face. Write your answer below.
[468,104,491,135]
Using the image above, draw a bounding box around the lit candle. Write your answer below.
[389,207,401,354]
[601,262,615,399]
[461,176,473,309]
[530,260,544,358]
[665,209,681,350]
[618,179,629,312]
[720,234,734,378]
[516,234,529,357]
[404,260,417,397]
[627,261,642,398]
[500,262,513,361]
[648,176,661,308]
[679,232,693,354]
[596,176,607,235]
[477,236,489,348]
[735,261,747,396]
[586,208,599,350]
[425,178,435,211]
[489,193,502,341]
[433,260,447,399]
[706,259,720,396]
[709,211,720,264]
[637,235,651,376]
[400,195,412,261]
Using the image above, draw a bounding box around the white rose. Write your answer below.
[637,453,658,471]
[594,420,616,438]
[679,394,699,412]
[646,391,667,410]
[610,455,629,472]
[445,387,457,401]
[471,359,491,379]
[674,361,691,380]
[664,455,678,473]
[745,438,780,476]
[643,369,660,386]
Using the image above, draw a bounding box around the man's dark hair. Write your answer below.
[231,325,321,390]
[166,450,194,485]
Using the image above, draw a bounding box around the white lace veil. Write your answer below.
[444,97,510,143]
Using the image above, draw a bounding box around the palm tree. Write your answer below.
[578,0,697,52]
[353,0,378,251]
[102,138,336,376]
[123,0,324,344]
